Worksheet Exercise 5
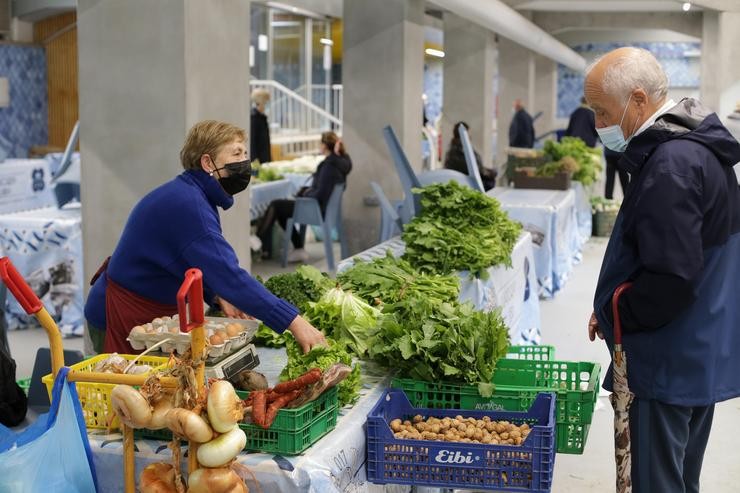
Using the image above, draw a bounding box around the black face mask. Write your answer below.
[212,159,252,195]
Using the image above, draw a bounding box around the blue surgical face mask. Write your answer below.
[596,95,633,152]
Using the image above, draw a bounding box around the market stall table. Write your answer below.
[487,187,579,297]
[336,231,541,345]
[0,204,83,336]
[87,347,395,493]
[250,179,300,221]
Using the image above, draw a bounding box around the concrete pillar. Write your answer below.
[497,36,534,164]
[341,0,424,254]
[701,11,740,119]
[441,13,496,168]
[533,54,557,140]
[78,0,251,349]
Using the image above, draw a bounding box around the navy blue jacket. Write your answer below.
[565,106,599,147]
[303,153,352,212]
[250,108,272,164]
[509,109,535,148]
[594,99,740,406]
[85,170,299,332]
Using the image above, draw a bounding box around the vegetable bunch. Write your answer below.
[337,252,460,306]
[280,334,361,406]
[369,295,510,385]
[543,137,603,186]
[303,286,381,357]
[261,265,334,312]
[402,181,521,277]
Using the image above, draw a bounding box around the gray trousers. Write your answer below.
[630,398,715,493]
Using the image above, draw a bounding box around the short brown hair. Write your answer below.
[180,120,246,171]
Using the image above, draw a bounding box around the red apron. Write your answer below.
[91,258,178,354]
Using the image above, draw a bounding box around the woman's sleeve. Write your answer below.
[180,232,299,332]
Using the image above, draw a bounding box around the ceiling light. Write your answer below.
[425,48,445,58]
[319,38,333,46]
[682,2,692,11]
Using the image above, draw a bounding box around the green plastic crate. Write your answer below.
[506,345,555,361]
[391,358,600,454]
[16,378,31,396]
[238,386,339,455]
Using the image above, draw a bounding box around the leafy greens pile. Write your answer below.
[280,334,362,406]
[369,296,510,385]
[303,287,381,357]
[401,181,521,278]
[337,252,459,306]
[261,265,334,312]
[543,137,603,186]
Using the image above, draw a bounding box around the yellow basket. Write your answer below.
[41,353,169,430]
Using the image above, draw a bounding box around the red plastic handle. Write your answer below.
[177,268,205,333]
[611,282,633,344]
[0,257,42,314]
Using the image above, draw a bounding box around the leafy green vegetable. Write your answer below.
[337,252,459,306]
[257,165,284,182]
[590,196,621,213]
[280,334,361,406]
[543,137,603,186]
[369,294,510,385]
[303,287,381,357]
[401,181,521,277]
[262,265,334,312]
[252,323,287,348]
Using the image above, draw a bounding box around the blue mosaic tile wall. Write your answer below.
[424,60,443,122]
[0,45,48,158]
[557,42,701,118]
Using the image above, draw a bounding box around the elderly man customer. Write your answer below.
[586,47,740,492]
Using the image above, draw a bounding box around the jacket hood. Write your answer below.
[624,98,740,171]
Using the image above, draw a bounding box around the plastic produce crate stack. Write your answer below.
[366,390,556,492]
[393,357,600,454]
[41,354,170,430]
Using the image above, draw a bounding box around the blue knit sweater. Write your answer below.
[85,170,299,332]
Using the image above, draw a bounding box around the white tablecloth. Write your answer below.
[0,204,83,336]
[487,188,580,297]
[250,179,300,221]
[336,232,541,345]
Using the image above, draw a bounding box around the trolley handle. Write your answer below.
[0,257,42,314]
[177,268,205,333]
[611,282,633,345]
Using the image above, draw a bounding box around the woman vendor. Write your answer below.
[84,120,326,354]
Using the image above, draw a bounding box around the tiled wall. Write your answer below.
[423,60,443,123]
[0,44,48,158]
[557,42,701,118]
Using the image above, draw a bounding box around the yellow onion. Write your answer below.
[196,426,247,468]
[187,467,248,493]
[207,380,244,433]
[139,462,177,493]
[165,408,213,443]
[149,396,174,430]
[111,385,152,429]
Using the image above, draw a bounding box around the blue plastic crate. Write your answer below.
[366,390,556,492]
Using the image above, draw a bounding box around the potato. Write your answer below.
[413,415,423,424]
[390,419,402,432]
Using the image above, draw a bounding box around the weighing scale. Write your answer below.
[204,343,260,380]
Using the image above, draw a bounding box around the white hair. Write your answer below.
[586,47,669,105]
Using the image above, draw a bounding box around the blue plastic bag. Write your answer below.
[0,367,98,493]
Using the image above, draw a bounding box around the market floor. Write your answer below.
[7,238,740,491]
[542,238,740,492]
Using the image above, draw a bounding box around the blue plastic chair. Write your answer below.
[370,182,403,243]
[418,169,475,188]
[382,126,422,224]
[281,183,347,272]
[458,125,486,192]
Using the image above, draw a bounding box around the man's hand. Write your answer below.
[288,316,327,353]
[215,296,250,320]
[588,312,604,341]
